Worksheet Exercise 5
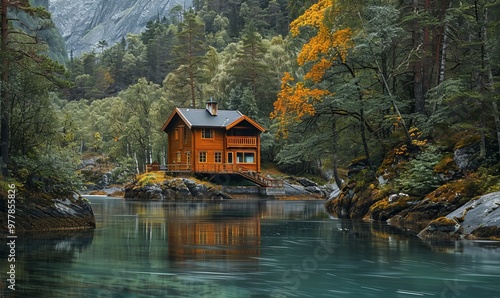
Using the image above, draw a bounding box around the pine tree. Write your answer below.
[172,11,208,108]
[228,22,272,116]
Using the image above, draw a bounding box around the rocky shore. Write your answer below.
[0,191,96,232]
[325,141,500,241]
[123,174,334,201]
[124,177,232,200]
[418,191,500,240]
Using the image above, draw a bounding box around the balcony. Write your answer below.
[226,136,257,148]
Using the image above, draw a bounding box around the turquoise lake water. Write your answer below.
[3,196,500,298]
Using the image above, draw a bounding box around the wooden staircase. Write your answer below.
[237,170,284,188]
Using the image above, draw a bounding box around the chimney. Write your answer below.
[206,98,218,116]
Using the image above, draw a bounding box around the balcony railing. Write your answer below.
[146,163,191,172]
[226,136,257,147]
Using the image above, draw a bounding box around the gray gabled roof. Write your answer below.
[176,108,243,128]
[161,107,266,132]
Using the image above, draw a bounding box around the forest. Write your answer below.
[1,0,500,200]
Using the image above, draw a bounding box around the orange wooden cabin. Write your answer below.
[160,100,266,175]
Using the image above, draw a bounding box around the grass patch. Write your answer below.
[136,172,168,187]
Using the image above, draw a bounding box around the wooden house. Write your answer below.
[160,100,266,175]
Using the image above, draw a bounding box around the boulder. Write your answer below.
[296,177,318,188]
[0,192,96,232]
[447,192,500,239]
[418,192,500,240]
[124,177,232,201]
[417,217,461,240]
[453,142,481,171]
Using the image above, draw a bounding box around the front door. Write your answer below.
[227,152,233,164]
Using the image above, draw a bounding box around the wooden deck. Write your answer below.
[146,163,284,188]
[226,136,257,147]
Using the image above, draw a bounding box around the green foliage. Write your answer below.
[3,0,499,201]
[275,129,332,174]
[111,158,136,184]
[136,172,165,187]
[395,146,443,196]
[11,150,82,193]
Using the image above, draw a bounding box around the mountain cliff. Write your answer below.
[47,0,190,56]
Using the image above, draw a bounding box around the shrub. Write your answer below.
[11,151,82,194]
[111,158,137,184]
[395,145,442,197]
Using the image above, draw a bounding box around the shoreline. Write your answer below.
[0,191,96,233]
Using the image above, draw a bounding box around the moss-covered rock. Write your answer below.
[470,226,500,240]
[369,193,414,221]
[325,171,379,219]
[326,138,500,240]
[0,191,96,232]
[124,174,232,201]
[417,191,500,240]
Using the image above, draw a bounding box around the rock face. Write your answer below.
[284,177,332,199]
[48,0,189,56]
[453,142,481,171]
[418,192,500,240]
[449,192,500,238]
[124,177,232,201]
[0,192,96,232]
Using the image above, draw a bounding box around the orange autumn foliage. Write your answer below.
[271,0,352,137]
[291,0,352,79]
[304,58,332,83]
[289,0,331,37]
[271,72,329,137]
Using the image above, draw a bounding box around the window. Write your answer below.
[201,129,213,139]
[176,152,181,163]
[199,152,207,163]
[174,129,179,140]
[236,152,255,163]
[215,152,222,163]
[198,231,207,244]
[227,152,233,164]
[183,126,188,144]
[186,152,191,170]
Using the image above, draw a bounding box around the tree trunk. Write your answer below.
[480,115,487,158]
[492,101,500,159]
[413,0,425,114]
[437,1,451,85]
[359,107,374,172]
[331,114,342,189]
[477,2,500,159]
[134,152,139,174]
[438,19,449,85]
[1,0,9,177]
[377,61,413,145]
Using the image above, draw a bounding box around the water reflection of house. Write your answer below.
[168,217,261,261]
[126,202,262,261]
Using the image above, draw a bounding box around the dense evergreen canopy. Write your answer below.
[1,0,499,198]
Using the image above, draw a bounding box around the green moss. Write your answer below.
[434,153,458,173]
[136,172,166,187]
[471,226,500,240]
[429,217,456,226]
[369,194,414,221]
[424,173,486,204]
[377,146,410,181]
[454,132,480,150]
